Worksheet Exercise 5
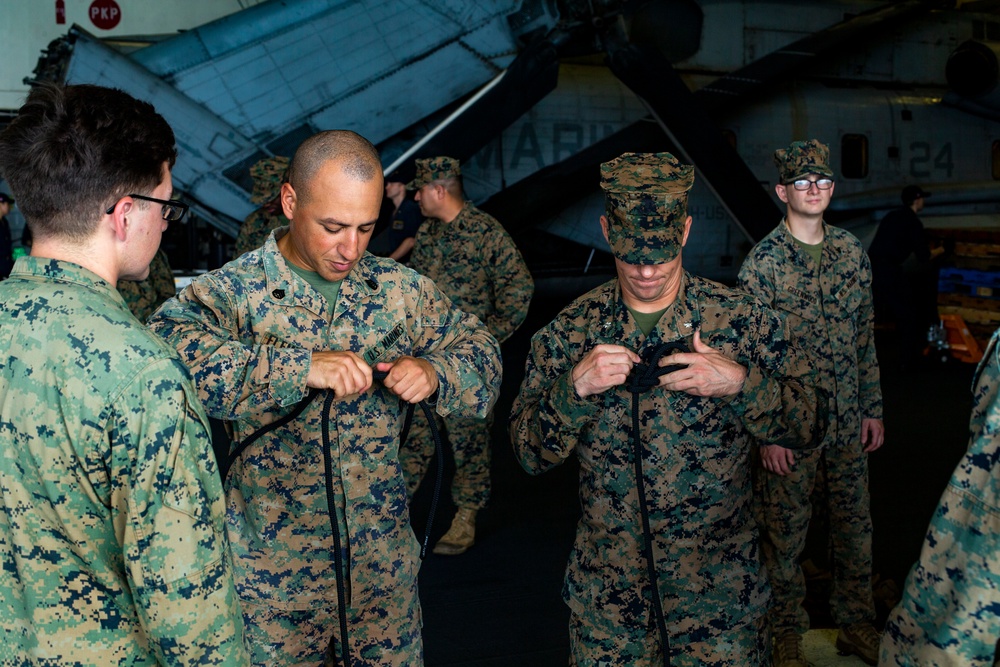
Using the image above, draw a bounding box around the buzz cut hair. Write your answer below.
[288,130,382,203]
[438,176,463,200]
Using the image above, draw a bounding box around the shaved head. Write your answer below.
[288,130,381,203]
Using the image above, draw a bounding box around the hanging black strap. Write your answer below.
[227,371,445,667]
[321,391,352,667]
[225,388,322,479]
[625,340,689,667]
[370,369,446,561]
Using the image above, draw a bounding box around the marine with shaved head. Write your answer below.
[149,130,502,667]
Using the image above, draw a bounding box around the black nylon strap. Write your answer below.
[625,340,689,666]
[229,370,445,667]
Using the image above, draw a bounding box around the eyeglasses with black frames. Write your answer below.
[105,194,190,222]
[787,178,834,191]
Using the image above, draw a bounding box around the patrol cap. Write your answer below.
[249,155,290,204]
[600,152,694,265]
[902,184,930,205]
[0,192,13,205]
[774,139,834,184]
[407,156,460,190]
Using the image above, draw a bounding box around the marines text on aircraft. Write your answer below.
[28,0,1000,280]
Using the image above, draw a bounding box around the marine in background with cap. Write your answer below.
[233,155,290,258]
[149,130,501,666]
[405,156,533,555]
[868,184,944,370]
[738,139,885,666]
[511,152,823,666]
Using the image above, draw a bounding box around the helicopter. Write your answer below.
[24,0,1000,280]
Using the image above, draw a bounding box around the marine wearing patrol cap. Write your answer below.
[249,155,290,204]
[773,139,834,184]
[407,156,461,190]
[600,151,694,265]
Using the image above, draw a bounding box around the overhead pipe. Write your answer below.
[384,70,509,178]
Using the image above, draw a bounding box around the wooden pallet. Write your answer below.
[928,228,1000,270]
[924,228,1000,350]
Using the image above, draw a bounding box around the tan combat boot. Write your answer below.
[432,507,477,555]
[772,630,809,667]
[836,622,880,666]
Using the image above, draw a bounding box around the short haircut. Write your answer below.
[0,83,176,241]
[438,176,463,200]
[288,130,381,204]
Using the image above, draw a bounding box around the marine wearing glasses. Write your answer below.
[786,178,834,191]
[105,193,189,221]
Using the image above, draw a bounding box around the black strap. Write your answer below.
[225,388,321,479]
[625,340,689,666]
[322,391,352,667]
[412,400,445,560]
[229,370,444,667]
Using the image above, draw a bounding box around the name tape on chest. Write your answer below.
[833,274,859,299]
[786,286,815,303]
[363,321,406,365]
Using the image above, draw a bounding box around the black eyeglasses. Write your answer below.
[105,194,189,222]
[787,178,834,191]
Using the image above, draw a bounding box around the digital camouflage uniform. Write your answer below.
[510,153,824,666]
[117,248,176,322]
[0,257,248,666]
[738,140,883,636]
[880,328,1000,667]
[233,156,289,258]
[405,156,533,509]
[148,231,502,667]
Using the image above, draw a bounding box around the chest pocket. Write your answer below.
[667,391,733,480]
[671,392,719,428]
[362,321,409,365]
[828,276,864,327]
[774,289,820,339]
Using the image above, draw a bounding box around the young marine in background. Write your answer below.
[739,139,885,666]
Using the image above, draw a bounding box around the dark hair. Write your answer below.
[0,83,177,240]
[901,184,927,207]
[288,130,381,204]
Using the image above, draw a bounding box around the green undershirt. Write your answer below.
[626,305,669,337]
[288,262,342,310]
[792,236,824,266]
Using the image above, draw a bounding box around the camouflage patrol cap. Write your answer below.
[407,156,461,190]
[249,156,290,204]
[774,139,834,184]
[600,152,694,265]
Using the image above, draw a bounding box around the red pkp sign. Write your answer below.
[89,0,121,30]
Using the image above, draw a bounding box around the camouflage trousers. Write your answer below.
[400,408,492,509]
[241,591,422,667]
[753,440,875,633]
[568,607,769,666]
